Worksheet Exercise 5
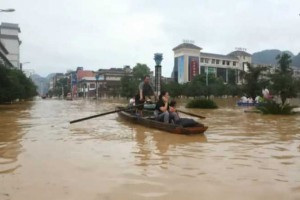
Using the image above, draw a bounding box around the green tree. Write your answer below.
[161,81,183,98]
[120,63,151,98]
[52,77,70,97]
[270,53,298,105]
[132,63,150,80]
[0,64,37,103]
[225,84,243,97]
[240,64,269,99]
[228,69,237,85]
[188,74,226,97]
[120,74,138,98]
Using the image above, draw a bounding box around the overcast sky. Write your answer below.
[1,0,300,77]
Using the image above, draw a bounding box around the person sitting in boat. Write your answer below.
[255,95,263,103]
[135,75,156,116]
[154,91,178,123]
[169,100,180,123]
[240,95,248,103]
[247,97,254,103]
[129,97,135,106]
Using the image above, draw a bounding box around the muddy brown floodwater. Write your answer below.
[1,98,300,200]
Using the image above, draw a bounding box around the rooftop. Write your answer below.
[77,70,95,80]
[98,68,128,74]
[201,52,238,60]
[173,43,202,51]
[0,22,21,32]
[228,50,252,57]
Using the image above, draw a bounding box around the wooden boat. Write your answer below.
[237,101,265,107]
[116,106,208,135]
[128,103,156,110]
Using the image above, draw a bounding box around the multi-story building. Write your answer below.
[96,66,132,98]
[172,42,252,84]
[52,73,65,89]
[76,66,133,98]
[0,23,21,69]
[0,40,13,67]
[75,67,96,98]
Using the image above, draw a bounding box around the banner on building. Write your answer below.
[188,56,199,81]
[177,56,185,84]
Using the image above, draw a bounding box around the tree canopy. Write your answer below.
[270,53,299,105]
[240,64,269,99]
[0,64,37,103]
[120,63,151,98]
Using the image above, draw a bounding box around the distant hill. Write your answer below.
[252,49,282,65]
[30,74,50,95]
[46,73,56,80]
[252,49,300,68]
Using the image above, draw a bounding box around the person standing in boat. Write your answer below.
[135,75,155,116]
[154,91,178,123]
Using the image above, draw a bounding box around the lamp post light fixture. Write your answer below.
[154,53,163,97]
[0,9,15,12]
[20,62,30,71]
[154,53,163,66]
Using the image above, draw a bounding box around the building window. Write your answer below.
[200,58,204,63]
[205,58,209,63]
[222,60,226,65]
[216,60,220,64]
[212,59,215,64]
[233,61,236,66]
[227,61,230,65]
[90,83,95,88]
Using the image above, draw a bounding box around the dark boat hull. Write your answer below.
[237,101,265,107]
[117,107,208,135]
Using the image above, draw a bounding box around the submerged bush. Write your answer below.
[256,100,297,115]
[186,98,218,109]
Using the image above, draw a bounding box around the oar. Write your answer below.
[177,109,206,119]
[69,104,142,124]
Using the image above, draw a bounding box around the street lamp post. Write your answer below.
[95,74,100,100]
[154,53,163,97]
[20,62,30,71]
[206,66,208,86]
[0,9,15,12]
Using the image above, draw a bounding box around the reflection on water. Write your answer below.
[127,122,207,168]
[0,103,32,174]
[0,98,300,200]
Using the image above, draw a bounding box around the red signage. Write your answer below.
[189,58,199,81]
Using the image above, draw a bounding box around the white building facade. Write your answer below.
[0,23,21,69]
[172,42,252,84]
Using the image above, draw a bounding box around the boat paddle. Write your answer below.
[176,109,206,119]
[69,104,143,124]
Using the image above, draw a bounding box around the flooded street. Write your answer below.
[1,98,300,200]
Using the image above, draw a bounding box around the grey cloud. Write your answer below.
[1,0,300,77]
